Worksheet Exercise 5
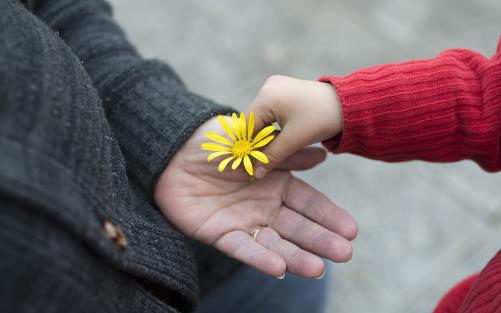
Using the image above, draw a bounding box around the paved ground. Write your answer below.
[108,0,501,312]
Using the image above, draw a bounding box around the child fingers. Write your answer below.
[254,227,325,279]
[214,229,286,278]
[248,93,278,139]
[284,177,358,240]
[248,76,287,132]
[248,108,274,139]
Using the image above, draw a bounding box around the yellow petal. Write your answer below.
[252,135,274,148]
[201,143,231,152]
[252,125,276,144]
[231,157,242,170]
[208,151,232,162]
[205,131,232,146]
[232,113,241,140]
[218,156,235,172]
[243,155,254,176]
[250,150,269,164]
[239,112,246,140]
[217,115,236,141]
[247,112,254,139]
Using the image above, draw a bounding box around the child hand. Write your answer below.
[249,75,343,179]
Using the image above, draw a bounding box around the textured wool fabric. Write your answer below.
[433,274,479,313]
[321,39,501,313]
[26,0,243,295]
[31,0,233,193]
[321,40,501,171]
[457,251,501,313]
[0,0,239,312]
[0,197,183,313]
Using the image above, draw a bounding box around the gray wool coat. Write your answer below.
[0,0,240,312]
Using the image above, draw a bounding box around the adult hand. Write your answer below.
[155,116,356,279]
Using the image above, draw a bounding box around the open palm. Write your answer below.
[154,117,357,278]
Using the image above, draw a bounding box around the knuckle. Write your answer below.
[264,74,286,86]
[259,75,287,103]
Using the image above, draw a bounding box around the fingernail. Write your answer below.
[255,167,266,179]
[276,273,286,280]
[315,269,326,280]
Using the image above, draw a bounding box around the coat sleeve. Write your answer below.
[321,39,501,172]
[29,0,234,192]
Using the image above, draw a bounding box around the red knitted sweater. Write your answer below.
[321,38,501,313]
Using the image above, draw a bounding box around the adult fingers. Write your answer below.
[214,229,286,278]
[275,146,327,171]
[284,177,358,240]
[253,124,317,179]
[272,206,353,263]
[254,227,325,279]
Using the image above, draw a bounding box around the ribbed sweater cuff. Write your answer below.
[320,49,501,171]
[102,61,235,193]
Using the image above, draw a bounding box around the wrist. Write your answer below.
[316,81,343,139]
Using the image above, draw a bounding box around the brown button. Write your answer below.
[102,219,127,251]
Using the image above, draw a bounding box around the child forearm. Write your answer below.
[321,42,501,171]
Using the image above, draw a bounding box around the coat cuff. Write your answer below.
[102,60,234,192]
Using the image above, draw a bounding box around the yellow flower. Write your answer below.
[201,112,276,176]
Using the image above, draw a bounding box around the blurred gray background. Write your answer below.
[108,0,501,312]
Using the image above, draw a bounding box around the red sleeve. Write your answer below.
[457,251,501,313]
[320,38,501,172]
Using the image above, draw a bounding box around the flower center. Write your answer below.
[232,139,252,158]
